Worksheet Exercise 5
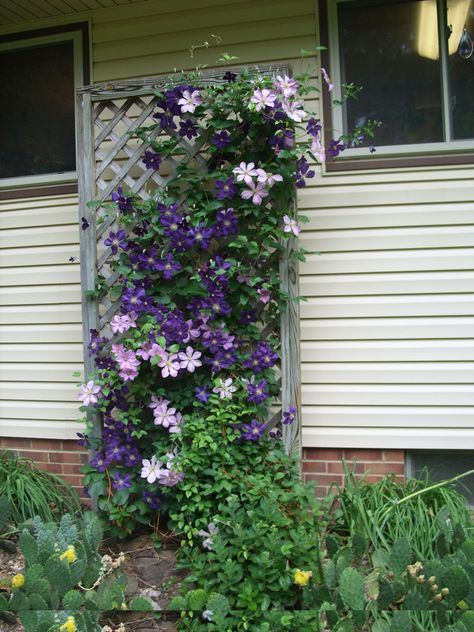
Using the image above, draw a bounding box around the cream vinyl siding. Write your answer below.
[300,165,474,449]
[1,0,473,449]
[0,194,83,439]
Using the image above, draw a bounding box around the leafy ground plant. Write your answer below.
[331,463,473,560]
[0,450,81,524]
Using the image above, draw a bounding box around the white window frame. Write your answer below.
[0,29,84,190]
[327,0,474,160]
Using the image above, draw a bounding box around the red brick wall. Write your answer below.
[0,437,87,499]
[1,439,404,501]
[302,448,405,497]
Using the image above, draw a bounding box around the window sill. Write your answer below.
[325,150,474,172]
[0,172,78,200]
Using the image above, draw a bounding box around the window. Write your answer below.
[0,25,88,190]
[323,0,474,165]
[408,451,474,507]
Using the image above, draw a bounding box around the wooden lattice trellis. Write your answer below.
[76,67,301,457]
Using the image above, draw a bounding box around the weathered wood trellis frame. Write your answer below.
[76,67,302,458]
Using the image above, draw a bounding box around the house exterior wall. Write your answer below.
[1,0,473,487]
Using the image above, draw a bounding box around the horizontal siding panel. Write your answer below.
[0,364,82,382]
[0,206,77,229]
[301,385,474,406]
[94,0,313,43]
[0,304,81,324]
[300,249,474,274]
[0,401,79,421]
[301,363,474,384]
[0,265,80,287]
[302,203,474,229]
[1,344,83,363]
[0,420,84,441]
[302,406,474,427]
[0,194,77,212]
[0,325,82,343]
[300,317,474,340]
[300,295,474,319]
[93,15,313,63]
[298,178,474,207]
[0,246,80,268]
[94,43,313,80]
[0,383,77,402]
[300,271,474,296]
[302,426,474,450]
[300,340,474,362]
[301,226,474,253]
[1,225,79,249]
[0,286,81,307]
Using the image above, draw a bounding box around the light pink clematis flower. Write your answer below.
[178,89,202,113]
[136,341,165,361]
[256,168,283,187]
[157,468,184,487]
[282,100,307,123]
[141,455,163,484]
[149,395,170,410]
[311,137,326,163]
[178,346,202,373]
[241,181,269,205]
[250,89,277,112]
[283,214,301,237]
[110,312,137,334]
[153,403,177,428]
[321,67,334,92]
[212,378,237,400]
[232,162,258,185]
[257,288,272,304]
[274,74,298,97]
[119,366,139,382]
[158,352,180,378]
[77,380,102,406]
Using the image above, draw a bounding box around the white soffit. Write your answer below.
[0,0,152,27]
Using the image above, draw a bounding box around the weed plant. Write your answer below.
[0,450,80,524]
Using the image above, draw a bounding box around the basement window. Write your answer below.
[408,451,474,507]
[0,26,87,189]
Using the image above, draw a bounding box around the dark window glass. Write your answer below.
[338,0,444,145]
[448,0,474,139]
[410,451,474,506]
[0,41,76,179]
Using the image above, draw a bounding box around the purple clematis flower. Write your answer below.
[142,150,162,170]
[179,119,199,139]
[157,253,182,280]
[283,406,297,425]
[211,130,231,150]
[104,229,128,254]
[241,419,267,441]
[112,472,132,490]
[142,490,163,510]
[195,386,210,403]
[247,379,269,404]
[188,224,214,250]
[215,208,238,237]
[215,177,237,201]
[111,187,133,212]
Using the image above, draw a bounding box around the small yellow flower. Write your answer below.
[59,545,77,564]
[293,569,313,586]
[11,574,25,589]
[59,616,76,632]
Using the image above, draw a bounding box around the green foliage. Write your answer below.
[339,567,365,611]
[0,450,80,524]
[332,463,473,559]
[0,496,16,553]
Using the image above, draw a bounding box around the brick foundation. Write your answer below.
[1,439,405,502]
[302,448,406,497]
[0,437,87,499]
